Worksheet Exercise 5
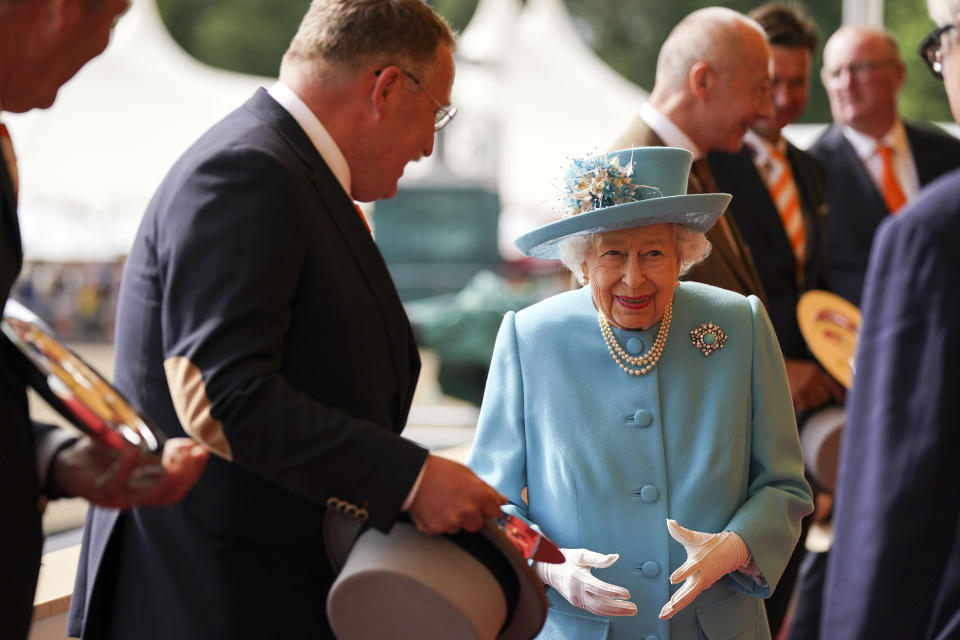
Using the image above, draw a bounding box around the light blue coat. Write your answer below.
[467,282,813,640]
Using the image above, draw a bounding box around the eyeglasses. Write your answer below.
[918,23,958,80]
[821,60,897,86]
[375,68,457,131]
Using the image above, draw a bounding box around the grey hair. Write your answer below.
[928,0,960,25]
[558,224,712,285]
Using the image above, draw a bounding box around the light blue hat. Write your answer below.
[515,147,731,259]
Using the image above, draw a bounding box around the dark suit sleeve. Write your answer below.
[821,187,960,637]
[155,144,426,531]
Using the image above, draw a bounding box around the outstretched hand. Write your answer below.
[659,519,751,620]
[407,454,507,534]
[53,437,208,509]
[535,548,637,617]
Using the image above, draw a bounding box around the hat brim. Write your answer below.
[515,193,731,260]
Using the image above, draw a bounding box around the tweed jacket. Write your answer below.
[612,116,767,305]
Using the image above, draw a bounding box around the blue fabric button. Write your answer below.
[640,485,659,503]
[641,561,660,578]
[646,636,661,640]
[626,337,644,354]
[633,409,653,427]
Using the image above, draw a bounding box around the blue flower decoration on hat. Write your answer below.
[515,147,732,260]
[563,154,663,216]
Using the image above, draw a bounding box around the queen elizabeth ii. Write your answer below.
[467,147,812,640]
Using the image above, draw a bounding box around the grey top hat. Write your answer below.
[515,147,731,259]
[325,511,548,640]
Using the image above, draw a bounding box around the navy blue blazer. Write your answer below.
[708,143,828,360]
[808,122,960,306]
[68,89,427,639]
[821,169,960,639]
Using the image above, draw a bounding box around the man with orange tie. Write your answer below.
[810,25,960,306]
[706,6,845,635]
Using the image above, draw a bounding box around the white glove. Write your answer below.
[659,519,751,620]
[534,548,637,617]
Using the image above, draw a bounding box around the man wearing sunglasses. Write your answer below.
[68,1,506,638]
[820,2,960,638]
[809,25,960,308]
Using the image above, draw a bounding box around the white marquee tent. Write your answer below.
[6,0,271,261]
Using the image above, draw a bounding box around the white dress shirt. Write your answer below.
[267,81,352,197]
[639,102,703,160]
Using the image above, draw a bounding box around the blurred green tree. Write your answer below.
[154,0,951,123]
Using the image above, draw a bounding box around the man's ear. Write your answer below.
[689,61,714,101]
[371,66,403,120]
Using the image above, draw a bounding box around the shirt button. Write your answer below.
[641,561,660,578]
[633,409,653,427]
[639,485,659,503]
[646,636,661,640]
[626,337,644,354]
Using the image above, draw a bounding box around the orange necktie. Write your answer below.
[354,203,371,233]
[877,144,906,213]
[0,123,18,199]
[767,147,805,273]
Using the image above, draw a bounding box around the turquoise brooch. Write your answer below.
[690,322,727,356]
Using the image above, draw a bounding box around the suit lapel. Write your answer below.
[786,143,827,288]
[827,126,888,218]
[0,153,23,297]
[243,90,417,423]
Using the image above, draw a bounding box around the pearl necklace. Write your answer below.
[597,303,673,376]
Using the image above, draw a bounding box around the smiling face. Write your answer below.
[581,224,682,331]
[702,27,774,153]
[821,27,903,137]
[752,45,812,141]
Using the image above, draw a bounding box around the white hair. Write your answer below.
[928,0,960,25]
[558,224,712,285]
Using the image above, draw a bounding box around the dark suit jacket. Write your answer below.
[0,137,78,640]
[68,89,427,639]
[808,122,960,306]
[708,143,828,360]
[612,115,767,304]
[821,169,960,639]
[0,130,45,640]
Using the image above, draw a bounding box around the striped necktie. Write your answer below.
[766,146,805,273]
[0,123,18,200]
[877,144,906,213]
